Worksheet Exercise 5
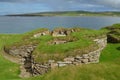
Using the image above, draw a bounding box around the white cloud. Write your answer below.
[0,0,120,14]
[88,0,120,9]
[0,0,120,9]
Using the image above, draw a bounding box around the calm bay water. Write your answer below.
[0,16,120,33]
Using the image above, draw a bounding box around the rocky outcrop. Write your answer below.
[4,37,107,78]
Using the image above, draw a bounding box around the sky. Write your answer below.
[0,0,120,15]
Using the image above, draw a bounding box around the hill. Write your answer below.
[6,11,120,16]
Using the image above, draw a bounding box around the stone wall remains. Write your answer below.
[4,37,107,77]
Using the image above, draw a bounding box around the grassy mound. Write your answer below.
[25,43,120,80]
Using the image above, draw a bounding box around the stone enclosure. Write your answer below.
[4,28,107,78]
[4,37,107,78]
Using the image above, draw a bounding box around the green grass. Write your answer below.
[25,43,120,80]
[104,23,120,30]
[100,43,120,63]
[0,34,22,80]
[111,24,120,28]
[32,29,105,62]
[23,28,49,39]
[33,37,94,62]
[4,28,105,63]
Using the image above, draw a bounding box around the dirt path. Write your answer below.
[1,50,32,78]
[1,50,21,64]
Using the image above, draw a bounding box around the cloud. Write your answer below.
[0,0,119,15]
[94,0,120,9]
[0,0,120,9]
[0,2,53,15]
[81,0,120,9]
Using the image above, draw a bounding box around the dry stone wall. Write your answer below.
[48,37,107,67]
[4,37,107,77]
[4,45,37,78]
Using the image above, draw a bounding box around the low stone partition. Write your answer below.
[4,37,107,77]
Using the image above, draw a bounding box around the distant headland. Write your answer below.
[6,11,120,17]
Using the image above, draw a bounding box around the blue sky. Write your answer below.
[0,0,120,15]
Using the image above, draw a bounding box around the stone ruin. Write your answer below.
[33,30,50,38]
[48,37,107,68]
[4,37,107,78]
[3,28,107,78]
[33,28,75,38]
[33,28,78,45]
[51,28,75,37]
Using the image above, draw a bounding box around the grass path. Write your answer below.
[1,50,21,64]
